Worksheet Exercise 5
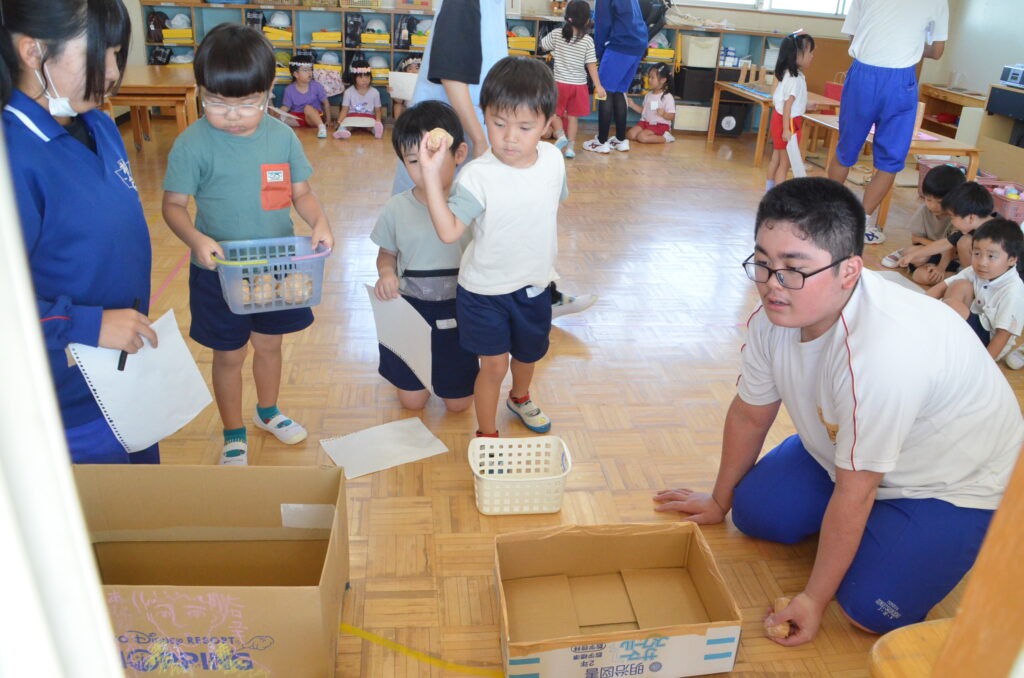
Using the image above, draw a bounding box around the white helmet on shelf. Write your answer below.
[368,55,388,70]
[268,11,291,28]
[365,18,388,34]
[319,51,341,65]
[169,13,191,29]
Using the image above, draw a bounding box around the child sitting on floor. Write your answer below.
[371,101,478,411]
[927,218,1024,365]
[898,182,996,283]
[389,56,420,121]
[334,59,384,139]
[624,62,675,145]
[278,54,331,138]
[882,164,966,285]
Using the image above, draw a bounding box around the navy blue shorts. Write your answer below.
[378,295,479,399]
[967,312,990,346]
[456,284,551,362]
[837,60,919,173]
[731,435,993,633]
[189,265,313,351]
[65,416,160,464]
[598,48,644,94]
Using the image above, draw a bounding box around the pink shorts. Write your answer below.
[555,82,592,118]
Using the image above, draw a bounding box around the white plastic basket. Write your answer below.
[468,436,571,515]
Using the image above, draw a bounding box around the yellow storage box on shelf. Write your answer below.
[646,47,674,61]
[263,27,294,44]
[507,36,536,51]
[361,32,391,46]
[311,31,342,43]
[411,33,429,47]
[371,68,390,84]
[161,28,193,43]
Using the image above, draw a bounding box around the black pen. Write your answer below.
[117,298,141,371]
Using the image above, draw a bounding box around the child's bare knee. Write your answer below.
[443,396,473,413]
[397,388,430,410]
[214,345,247,367]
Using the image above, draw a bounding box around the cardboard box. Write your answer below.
[75,465,349,678]
[496,524,741,678]
[674,104,711,131]
[681,36,719,68]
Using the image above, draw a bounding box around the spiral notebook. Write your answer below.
[68,309,212,452]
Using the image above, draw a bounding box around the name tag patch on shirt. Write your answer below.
[265,169,285,183]
[436,318,457,330]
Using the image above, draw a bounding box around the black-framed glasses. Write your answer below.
[742,253,850,290]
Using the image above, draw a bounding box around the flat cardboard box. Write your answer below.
[496,523,742,678]
[74,465,348,678]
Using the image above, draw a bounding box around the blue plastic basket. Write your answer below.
[214,236,330,315]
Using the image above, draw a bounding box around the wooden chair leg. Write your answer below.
[174,104,187,133]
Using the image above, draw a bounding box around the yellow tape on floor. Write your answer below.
[340,623,504,677]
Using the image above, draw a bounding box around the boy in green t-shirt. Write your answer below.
[372,101,478,413]
[163,24,334,466]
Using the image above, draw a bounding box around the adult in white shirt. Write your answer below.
[827,0,949,245]
[654,178,1022,645]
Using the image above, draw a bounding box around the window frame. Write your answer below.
[673,0,849,18]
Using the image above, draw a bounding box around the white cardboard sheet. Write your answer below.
[366,284,432,390]
[388,71,418,101]
[68,310,212,452]
[319,418,448,478]
[787,135,807,177]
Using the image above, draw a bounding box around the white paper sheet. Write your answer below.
[340,115,375,128]
[876,270,926,294]
[787,135,807,177]
[68,310,212,452]
[319,418,448,478]
[388,71,418,102]
[366,284,432,390]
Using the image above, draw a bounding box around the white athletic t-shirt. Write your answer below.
[945,266,1024,359]
[842,0,949,69]
[448,142,566,295]
[772,72,807,116]
[738,269,1022,510]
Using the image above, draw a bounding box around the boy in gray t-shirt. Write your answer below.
[371,101,478,411]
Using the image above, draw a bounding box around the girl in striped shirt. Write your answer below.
[540,0,606,158]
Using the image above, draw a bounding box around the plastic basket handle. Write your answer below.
[212,255,268,266]
[290,246,332,262]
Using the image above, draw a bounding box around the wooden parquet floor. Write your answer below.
[131,118,1024,678]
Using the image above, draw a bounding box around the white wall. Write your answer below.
[920,0,1023,93]
[125,0,147,67]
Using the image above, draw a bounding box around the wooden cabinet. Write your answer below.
[918,83,986,136]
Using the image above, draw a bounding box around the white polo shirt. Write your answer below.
[738,269,1022,510]
[946,266,1024,359]
[842,0,949,69]
[773,72,807,117]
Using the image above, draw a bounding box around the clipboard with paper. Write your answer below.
[68,309,212,452]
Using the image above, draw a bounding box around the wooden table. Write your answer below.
[706,81,839,168]
[799,113,982,227]
[107,65,198,150]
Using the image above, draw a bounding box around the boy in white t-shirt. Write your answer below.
[653,178,1022,645]
[927,218,1024,363]
[420,56,566,438]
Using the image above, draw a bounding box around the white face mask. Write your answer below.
[34,41,78,118]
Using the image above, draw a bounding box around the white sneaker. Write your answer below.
[253,411,308,444]
[1005,348,1024,370]
[552,292,597,318]
[881,248,905,268]
[506,395,551,433]
[663,131,676,143]
[606,136,621,149]
[864,223,887,245]
[615,139,630,152]
[582,138,611,154]
[219,440,248,466]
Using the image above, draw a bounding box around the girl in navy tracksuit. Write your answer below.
[2,0,159,463]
